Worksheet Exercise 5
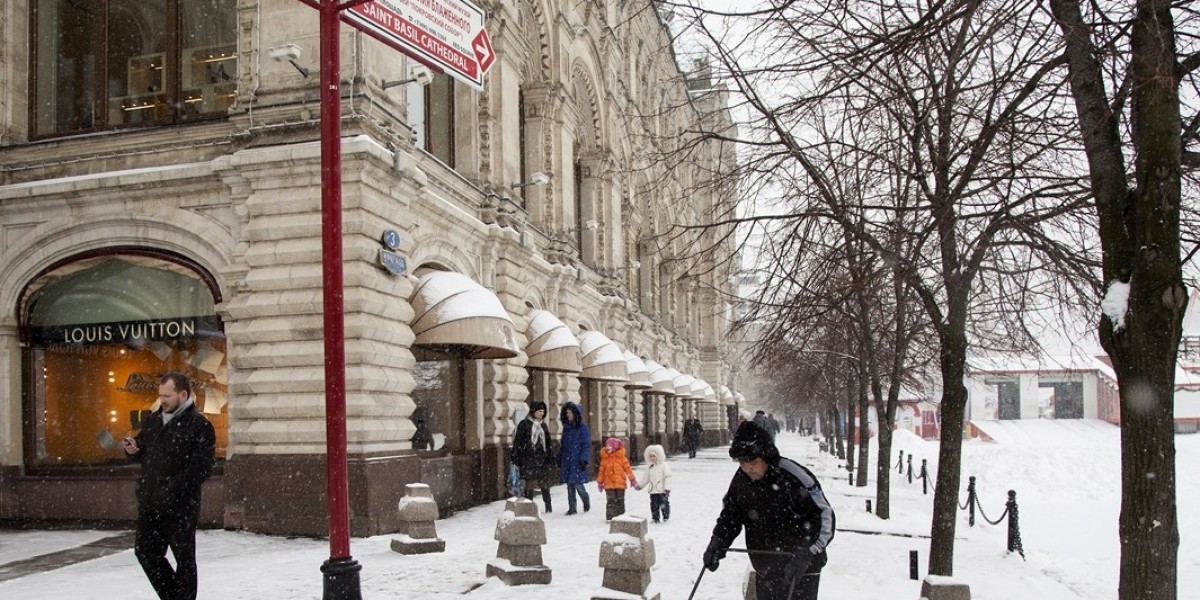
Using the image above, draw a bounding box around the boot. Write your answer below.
[542,488,552,513]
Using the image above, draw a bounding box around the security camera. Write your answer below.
[269,44,302,62]
[408,64,434,87]
[585,220,599,231]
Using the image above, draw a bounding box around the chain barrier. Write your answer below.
[889,454,1025,560]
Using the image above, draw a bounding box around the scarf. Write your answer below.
[529,417,546,451]
[162,398,195,426]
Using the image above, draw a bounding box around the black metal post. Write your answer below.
[847,463,853,485]
[866,499,872,513]
[1006,490,1025,559]
[967,476,976,527]
[906,454,913,484]
[898,449,905,473]
[908,550,919,580]
[921,459,928,495]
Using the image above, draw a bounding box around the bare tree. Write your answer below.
[659,0,1100,576]
[1047,1,1195,598]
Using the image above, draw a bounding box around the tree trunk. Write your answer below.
[856,378,870,487]
[1049,1,1183,598]
[928,329,969,575]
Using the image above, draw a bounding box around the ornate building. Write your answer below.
[0,0,740,536]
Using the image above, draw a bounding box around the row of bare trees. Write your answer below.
[628,1,1192,598]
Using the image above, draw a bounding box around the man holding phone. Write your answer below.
[122,372,215,600]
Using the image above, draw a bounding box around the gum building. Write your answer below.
[0,0,743,536]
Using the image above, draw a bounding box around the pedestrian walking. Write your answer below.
[596,437,637,520]
[121,372,216,600]
[683,418,703,458]
[558,401,592,515]
[703,420,836,600]
[512,400,554,513]
[634,444,672,523]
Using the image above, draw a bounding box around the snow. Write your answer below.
[526,310,580,352]
[412,271,512,323]
[1101,281,1130,332]
[1,420,1196,600]
[579,330,625,366]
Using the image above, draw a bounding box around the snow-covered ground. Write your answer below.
[1,420,1196,599]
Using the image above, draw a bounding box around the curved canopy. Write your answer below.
[692,379,717,403]
[410,271,519,359]
[734,392,746,405]
[623,351,652,390]
[674,373,698,398]
[720,385,736,406]
[644,360,676,395]
[524,309,582,373]
[579,330,629,382]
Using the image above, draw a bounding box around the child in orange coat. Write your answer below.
[596,437,637,520]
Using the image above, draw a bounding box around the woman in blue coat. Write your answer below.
[558,402,592,514]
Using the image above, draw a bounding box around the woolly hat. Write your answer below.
[729,420,780,464]
[604,437,624,452]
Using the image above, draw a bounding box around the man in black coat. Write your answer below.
[122,372,215,600]
[704,421,836,600]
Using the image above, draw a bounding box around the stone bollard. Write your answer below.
[593,515,660,600]
[920,575,971,600]
[390,483,445,554]
[486,497,552,585]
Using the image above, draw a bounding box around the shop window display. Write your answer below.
[22,256,228,467]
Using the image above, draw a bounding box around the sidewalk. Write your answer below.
[0,428,1148,599]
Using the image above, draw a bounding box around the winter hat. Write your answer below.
[605,437,623,452]
[729,421,780,465]
[560,401,583,424]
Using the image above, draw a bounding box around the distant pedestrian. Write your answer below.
[596,437,637,520]
[703,420,836,600]
[753,410,774,440]
[558,401,592,515]
[634,444,672,523]
[121,372,216,600]
[683,418,703,458]
[512,400,554,513]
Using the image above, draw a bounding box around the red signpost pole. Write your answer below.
[316,0,361,598]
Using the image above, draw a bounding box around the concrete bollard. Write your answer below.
[593,515,660,600]
[486,497,552,585]
[390,483,445,554]
[920,575,971,600]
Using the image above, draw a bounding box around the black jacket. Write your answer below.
[711,457,836,579]
[512,404,553,480]
[129,404,216,518]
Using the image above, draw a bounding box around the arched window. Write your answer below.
[20,252,228,467]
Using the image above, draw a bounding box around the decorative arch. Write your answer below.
[569,59,603,152]
[520,0,551,82]
[406,236,479,283]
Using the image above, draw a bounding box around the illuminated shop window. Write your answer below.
[23,255,228,466]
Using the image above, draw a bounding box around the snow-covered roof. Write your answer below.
[578,330,629,382]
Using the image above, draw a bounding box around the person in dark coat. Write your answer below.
[703,420,836,600]
[512,400,554,512]
[121,372,216,600]
[753,410,775,440]
[558,401,592,514]
[683,418,704,458]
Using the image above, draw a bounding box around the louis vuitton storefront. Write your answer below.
[7,250,227,524]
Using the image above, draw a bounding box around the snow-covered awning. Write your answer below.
[410,271,519,359]
[734,392,746,405]
[674,373,698,398]
[720,385,736,406]
[524,309,582,373]
[623,351,652,390]
[579,330,629,382]
[644,360,676,395]
[692,379,717,403]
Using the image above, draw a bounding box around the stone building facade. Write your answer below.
[0,0,741,536]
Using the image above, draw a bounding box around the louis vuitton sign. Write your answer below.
[29,316,223,346]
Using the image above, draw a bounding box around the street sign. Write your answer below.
[344,0,495,91]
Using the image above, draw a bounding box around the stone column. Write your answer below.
[486,497,552,585]
[593,515,659,600]
[390,483,445,554]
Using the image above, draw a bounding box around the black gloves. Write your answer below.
[703,539,727,572]
[784,548,815,582]
[580,461,588,471]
